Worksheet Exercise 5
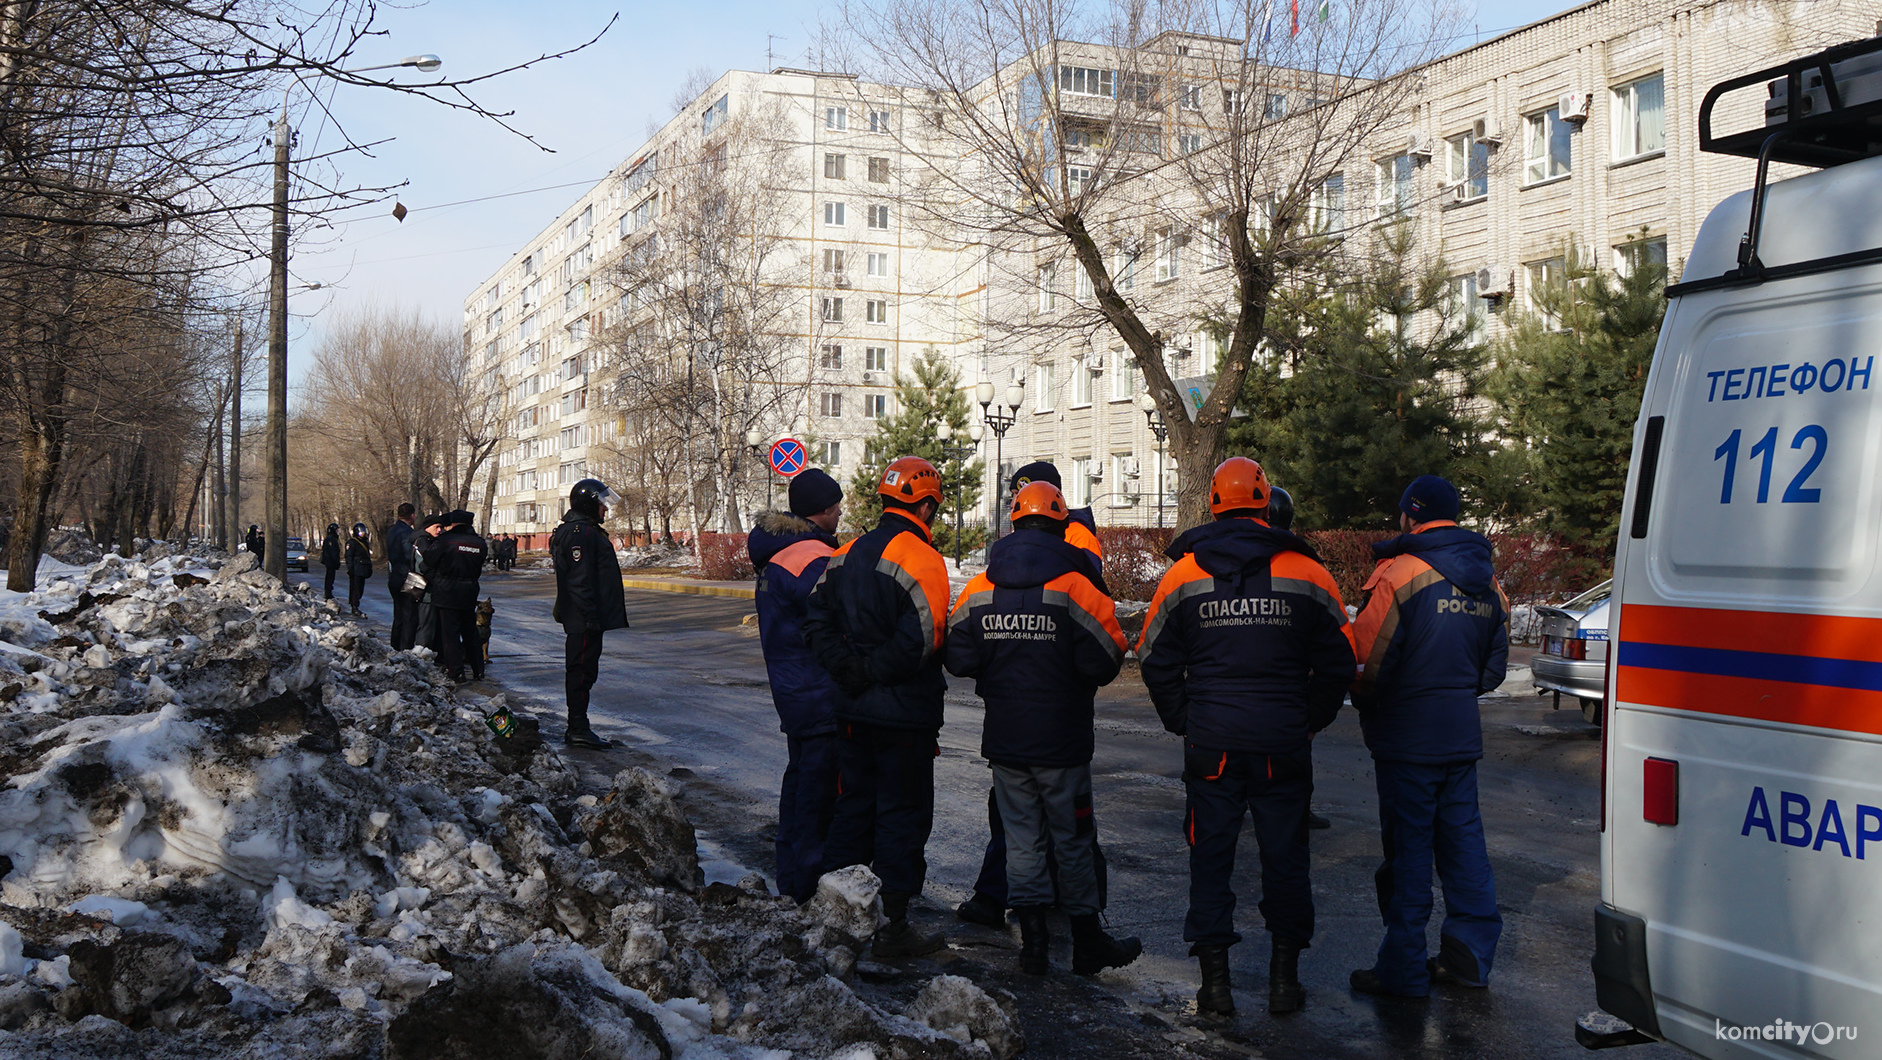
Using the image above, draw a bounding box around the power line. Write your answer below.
[403,178,614,213]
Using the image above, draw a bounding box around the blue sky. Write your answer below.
[279,0,1579,384]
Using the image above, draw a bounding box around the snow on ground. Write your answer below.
[0,546,1019,1059]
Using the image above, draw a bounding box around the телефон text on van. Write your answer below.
[1704,356,1873,400]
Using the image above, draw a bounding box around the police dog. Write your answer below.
[474,598,495,666]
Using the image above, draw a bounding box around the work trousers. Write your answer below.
[389,586,417,650]
[564,626,604,728]
[1182,746,1315,948]
[971,787,1109,909]
[436,607,481,680]
[821,720,937,900]
[1370,758,1502,994]
[776,732,839,903]
[347,574,366,612]
[323,565,338,599]
[992,762,1101,916]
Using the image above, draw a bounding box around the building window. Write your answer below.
[1068,457,1092,507]
[1038,262,1057,312]
[868,109,892,133]
[820,344,844,369]
[865,346,888,371]
[1059,65,1113,97]
[1180,84,1202,110]
[1033,364,1055,412]
[1524,107,1572,183]
[821,440,841,465]
[1310,172,1346,233]
[1062,120,1104,149]
[1075,265,1093,300]
[1065,166,1092,197]
[702,94,728,135]
[824,152,846,179]
[1154,229,1183,282]
[865,299,887,324]
[867,204,891,229]
[1223,88,1246,115]
[1615,235,1669,277]
[820,392,843,417]
[862,393,888,418]
[1612,73,1666,160]
[1373,153,1415,218]
[1177,132,1203,155]
[825,106,847,130]
[821,297,844,322]
[1073,355,1094,405]
[868,157,890,183]
[1447,131,1489,200]
[866,252,889,277]
[823,201,846,226]
[1112,355,1135,401]
[1449,274,1488,344]
[560,424,585,449]
[822,248,846,274]
[1264,93,1287,119]
[1115,248,1137,292]
[1527,257,1568,329]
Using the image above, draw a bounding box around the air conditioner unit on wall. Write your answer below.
[1473,117,1504,148]
[1476,265,1514,299]
[1407,133,1433,161]
[1559,92,1592,124]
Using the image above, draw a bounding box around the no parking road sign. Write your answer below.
[768,437,808,477]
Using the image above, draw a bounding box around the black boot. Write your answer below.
[955,893,1007,929]
[1190,943,1235,1016]
[564,709,612,750]
[873,893,945,958]
[1015,907,1051,975]
[1070,914,1142,975]
[1268,936,1306,1015]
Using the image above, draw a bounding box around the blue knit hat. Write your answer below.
[789,468,844,517]
[1399,475,1460,523]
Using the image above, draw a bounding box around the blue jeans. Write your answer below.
[776,732,838,903]
[1182,747,1314,948]
[1369,759,1502,994]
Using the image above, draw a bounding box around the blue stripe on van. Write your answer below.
[1618,641,1882,692]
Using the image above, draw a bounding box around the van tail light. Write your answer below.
[1643,757,1679,825]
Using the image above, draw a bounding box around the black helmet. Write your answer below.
[352,522,369,539]
[569,478,622,519]
[1267,486,1295,532]
[327,523,339,533]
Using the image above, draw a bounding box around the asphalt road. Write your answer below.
[299,565,1676,1060]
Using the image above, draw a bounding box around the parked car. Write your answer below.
[1532,578,1610,725]
[285,537,308,572]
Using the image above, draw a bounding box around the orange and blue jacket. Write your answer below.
[1137,518,1355,754]
[1350,522,1510,764]
[804,508,952,731]
[945,529,1126,767]
[1066,506,1104,570]
[748,510,841,738]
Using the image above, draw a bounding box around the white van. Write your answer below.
[1584,37,1882,1059]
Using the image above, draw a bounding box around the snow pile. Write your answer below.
[0,549,1018,1058]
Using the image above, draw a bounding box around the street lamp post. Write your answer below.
[935,420,980,569]
[745,428,767,513]
[976,380,1025,541]
[1139,392,1169,530]
[262,54,442,581]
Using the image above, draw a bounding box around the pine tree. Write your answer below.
[1488,236,1666,555]
[845,349,986,556]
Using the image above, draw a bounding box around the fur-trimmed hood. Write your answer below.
[748,510,838,568]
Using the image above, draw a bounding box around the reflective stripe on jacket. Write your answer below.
[749,511,841,738]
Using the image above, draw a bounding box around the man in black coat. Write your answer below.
[417,509,488,681]
[386,504,418,649]
[319,524,342,599]
[344,523,373,617]
[551,479,628,749]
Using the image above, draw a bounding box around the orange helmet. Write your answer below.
[1209,457,1270,516]
[877,455,943,505]
[1010,481,1069,523]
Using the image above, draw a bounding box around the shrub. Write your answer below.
[696,532,754,582]
[1093,526,1174,603]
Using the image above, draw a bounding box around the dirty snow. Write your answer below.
[0,547,1018,1058]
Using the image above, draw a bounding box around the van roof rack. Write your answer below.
[1700,35,1882,168]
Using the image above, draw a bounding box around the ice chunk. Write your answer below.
[374,886,431,919]
[0,922,23,976]
[804,865,882,941]
[265,876,333,930]
[66,895,151,926]
[905,975,1024,1060]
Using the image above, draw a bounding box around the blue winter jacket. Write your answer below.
[749,511,841,738]
[945,530,1126,767]
[1351,523,1510,764]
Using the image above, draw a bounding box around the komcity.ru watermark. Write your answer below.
[1716,1019,1859,1045]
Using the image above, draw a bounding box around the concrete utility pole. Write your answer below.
[263,104,290,580]
[227,320,243,551]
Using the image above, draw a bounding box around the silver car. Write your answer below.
[1532,579,1611,724]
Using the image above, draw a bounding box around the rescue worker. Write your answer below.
[748,468,845,903]
[320,524,342,599]
[387,504,418,650]
[344,523,373,617]
[946,482,1140,977]
[1138,458,1356,1017]
[805,455,952,957]
[551,479,629,749]
[418,510,488,683]
[956,461,1111,929]
[1264,488,1330,833]
[1348,475,1509,998]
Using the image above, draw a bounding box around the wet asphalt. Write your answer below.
[298,566,1678,1060]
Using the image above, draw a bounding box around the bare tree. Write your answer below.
[833,0,1451,528]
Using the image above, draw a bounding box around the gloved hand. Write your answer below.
[827,652,872,697]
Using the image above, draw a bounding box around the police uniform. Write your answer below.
[320,528,341,599]
[418,514,488,680]
[387,517,418,649]
[344,532,372,613]
[1350,487,1509,995]
[551,508,628,735]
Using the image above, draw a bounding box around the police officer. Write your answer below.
[748,468,845,903]
[320,524,342,599]
[946,482,1140,977]
[245,524,263,558]
[387,504,418,649]
[344,523,373,617]
[551,479,628,750]
[805,456,952,957]
[1348,475,1509,998]
[1138,458,1356,1016]
[418,510,488,682]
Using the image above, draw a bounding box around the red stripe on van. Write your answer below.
[1616,665,1882,735]
[1621,604,1882,662]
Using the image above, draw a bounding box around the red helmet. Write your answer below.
[877,455,943,505]
[1210,457,1271,516]
[1010,481,1069,522]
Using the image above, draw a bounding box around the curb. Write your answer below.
[620,577,755,600]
